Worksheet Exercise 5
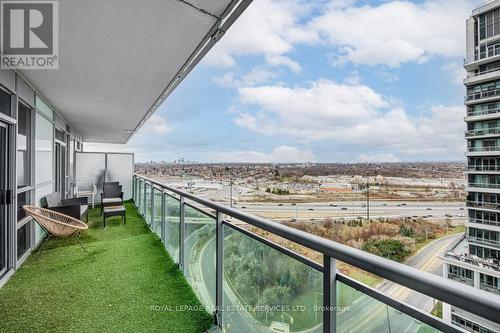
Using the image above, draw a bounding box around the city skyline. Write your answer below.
[86,0,482,163]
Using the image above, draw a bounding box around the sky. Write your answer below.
[86,0,484,163]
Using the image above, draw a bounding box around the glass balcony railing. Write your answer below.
[467,164,500,171]
[468,182,500,189]
[480,283,500,295]
[467,236,500,247]
[468,146,500,152]
[466,200,500,209]
[465,88,500,102]
[466,127,500,137]
[464,48,500,65]
[133,174,500,332]
[447,273,474,287]
[467,107,500,117]
[468,218,500,227]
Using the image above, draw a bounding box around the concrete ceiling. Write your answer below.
[20,0,240,143]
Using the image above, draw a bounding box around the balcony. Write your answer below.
[468,217,500,227]
[467,164,500,172]
[466,107,500,119]
[464,48,500,68]
[467,235,500,247]
[468,182,500,190]
[127,174,499,332]
[0,203,213,332]
[465,88,500,104]
[466,127,500,137]
[466,200,500,209]
[447,273,474,287]
[480,283,500,295]
[467,146,500,152]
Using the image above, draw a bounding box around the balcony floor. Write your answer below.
[0,202,212,333]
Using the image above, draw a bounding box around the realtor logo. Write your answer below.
[1,1,58,69]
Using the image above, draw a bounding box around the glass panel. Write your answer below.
[17,191,30,221]
[137,180,144,214]
[223,225,323,332]
[184,204,216,312]
[337,281,437,332]
[17,103,31,188]
[145,184,152,225]
[164,194,179,264]
[35,113,53,185]
[17,223,30,259]
[35,96,53,120]
[34,182,53,242]
[106,154,133,200]
[75,153,105,201]
[152,188,162,237]
[0,89,10,117]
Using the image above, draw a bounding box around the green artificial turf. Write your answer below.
[0,202,213,333]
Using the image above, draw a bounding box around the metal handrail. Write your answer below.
[465,87,500,102]
[469,182,500,188]
[467,107,500,117]
[466,127,500,136]
[468,146,500,152]
[469,218,500,227]
[467,165,500,171]
[464,47,500,65]
[134,174,500,326]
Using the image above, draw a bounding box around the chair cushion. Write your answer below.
[102,197,122,204]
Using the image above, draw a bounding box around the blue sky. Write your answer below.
[87,0,484,163]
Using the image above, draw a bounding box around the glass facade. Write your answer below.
[164,194,179,264]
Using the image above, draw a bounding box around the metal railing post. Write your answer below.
[161,190,166,244]
[150,185,155,226]
[215,211,224,327]
[179,196,185,273]
[143,181,147,216]
[323,255,337,333]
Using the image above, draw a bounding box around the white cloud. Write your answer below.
[266,55,302,73]
[142,114,170,135]
[234,79,465,159]
[357,153,401,163]
[208,145,315,163]
[311,0,473,67]
[204,0,317,69]
[213,67,277,88]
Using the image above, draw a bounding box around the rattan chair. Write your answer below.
[23,205,89,253]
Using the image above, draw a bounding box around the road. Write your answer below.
[234,200,465,220]
[377,233,462,312]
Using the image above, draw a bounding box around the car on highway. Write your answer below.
[445,214,452,218]
[241,206,246,209]
[341,207,348,210]
[277,203,283,206]
[329,204,337,207]
[308,208,314,211]
[426,208,432,210]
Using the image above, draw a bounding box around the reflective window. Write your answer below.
[17,223,30,259]
[35,113,54,185]
[0,89,10,117]
[17,103,31,188]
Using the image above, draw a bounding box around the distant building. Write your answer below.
[319,183,352,193]
[441,2,500,332]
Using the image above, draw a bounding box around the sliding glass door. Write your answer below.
[0,121,9,277]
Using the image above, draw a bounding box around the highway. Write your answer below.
[233,200,465,220]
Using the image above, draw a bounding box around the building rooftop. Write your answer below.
[443,236,500,273]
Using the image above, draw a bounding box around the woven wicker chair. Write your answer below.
[23,205,89,253]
